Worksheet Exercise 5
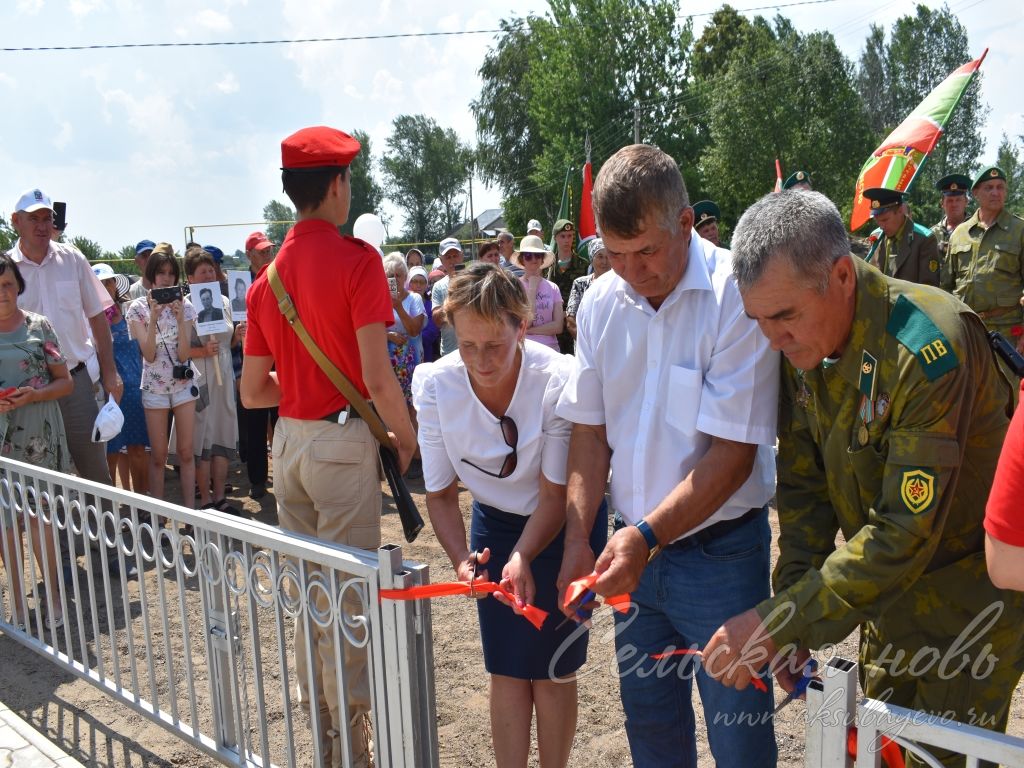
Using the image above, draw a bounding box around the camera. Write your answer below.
[152,286,183,305]
[172,363,195,381]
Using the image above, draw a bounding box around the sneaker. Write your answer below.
[212,498,244,517]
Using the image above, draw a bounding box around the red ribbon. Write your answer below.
[379,581,549,630]
[1011,325,1023,338]
[846,728,905,768]
[562,572,632,614]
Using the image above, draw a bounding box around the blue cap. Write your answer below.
[135,239,156,255]
[203,245,224,264]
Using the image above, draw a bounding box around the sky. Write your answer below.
[1,0,1021,254]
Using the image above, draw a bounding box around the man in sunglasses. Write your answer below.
[555,145,780,767]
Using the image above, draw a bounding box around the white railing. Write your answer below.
[805,657,1024,768]
[0,457,439,768]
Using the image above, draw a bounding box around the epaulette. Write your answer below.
[911,222,933,239]
[885,294,959,381]
[343,235,379,255]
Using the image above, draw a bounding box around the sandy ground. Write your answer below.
[0,457,1021,767]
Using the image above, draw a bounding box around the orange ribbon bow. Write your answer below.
[379,581,549,630]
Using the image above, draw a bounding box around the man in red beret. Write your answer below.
[241,126,415,768]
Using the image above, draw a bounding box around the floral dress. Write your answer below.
[125,296,198,396]
[0,311,70,471]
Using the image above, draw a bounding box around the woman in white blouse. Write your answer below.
[412,262,606,768]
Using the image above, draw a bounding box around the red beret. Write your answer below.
[281,126,361,170]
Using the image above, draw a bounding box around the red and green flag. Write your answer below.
[577,158,596,258]
[850,49,988,231]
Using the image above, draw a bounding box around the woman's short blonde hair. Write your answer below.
[444,262,532,328]
[382,252,408,279]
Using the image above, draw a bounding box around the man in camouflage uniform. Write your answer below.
[931,173,971,264]
[863,187,940,286]
[545,218,589,353]
[703,191,1024,768]
[942,166,1024,400]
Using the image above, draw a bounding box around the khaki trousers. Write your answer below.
[273,416,381,767]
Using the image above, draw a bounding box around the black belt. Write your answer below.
[69,362,86,375]
[320,406,362,423]
[616,505,765,549]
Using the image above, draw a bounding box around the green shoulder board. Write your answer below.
[912,222,933,239]
[886,294,959,381]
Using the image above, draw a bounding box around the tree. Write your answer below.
[997,134,1024,214]
[117,244,136,261]
[0,215,16,252]
[381,115,472,242]
[263,200,295,246]
[856,25,892,137]
[70,235,103,261]
[856,5,988,226]
[342,129,385,237]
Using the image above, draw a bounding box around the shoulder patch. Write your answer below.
[912,222,933,239]
[885,294,959,381]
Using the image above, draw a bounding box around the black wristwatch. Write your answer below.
[634,519,659,551]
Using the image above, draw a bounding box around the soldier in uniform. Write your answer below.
[692,200,722,246]
[782,170,812,191]
[545,218,588,353]
[863,187,940,286]
[931,173,971,263]
[942,165,1024,401]
[704,191,1024,768]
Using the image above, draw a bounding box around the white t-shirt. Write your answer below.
[412,340,573,516]
[11,239,113,371]
[555,234,779,539]
[392,291,425,337]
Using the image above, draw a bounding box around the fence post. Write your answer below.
[202,530,239,751]
[805,657,858,768]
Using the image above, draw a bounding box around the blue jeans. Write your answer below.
[613,508,777,768]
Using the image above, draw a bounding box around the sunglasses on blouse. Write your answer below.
[461,416,518,479]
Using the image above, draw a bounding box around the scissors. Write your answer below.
[773,658,818,714]
[468,551,479,598]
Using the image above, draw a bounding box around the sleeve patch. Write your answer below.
[899,468,936,514]
[885,294,959,381]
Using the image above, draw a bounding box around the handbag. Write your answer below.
[265,262,424,542]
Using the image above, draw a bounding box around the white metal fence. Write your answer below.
[805,657,1024,767]
[0,456,438,768]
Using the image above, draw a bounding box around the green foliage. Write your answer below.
[342,129,385,237]
[70,235,103,261]
[263,200,295,246]
[381,114,473,242]
[996,134,1024,214]
[856,4,988,226]
[117,244,137,262]
[0,215,16,252]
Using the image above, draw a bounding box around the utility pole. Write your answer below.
[633,102,640,144]
[467,165,477,260]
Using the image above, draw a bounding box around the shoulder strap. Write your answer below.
[265,262,391,446]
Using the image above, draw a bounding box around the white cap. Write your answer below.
[439,237,462,255]
[14,188,53,214]
[408,265,429,282]
[526,219,542,234]
[92,263,116,281]
[92,394,124,443]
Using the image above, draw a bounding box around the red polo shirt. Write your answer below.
[985,381,1024,546]
[245,218,392,419]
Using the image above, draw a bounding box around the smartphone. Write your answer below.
[388,276,399,297]
[151,286,183,304]
[0,387,17,399]
[452,263,467,272]
[52,202,67,232]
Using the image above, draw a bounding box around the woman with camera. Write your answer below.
[126,243,198,509]
[412,262,605,768]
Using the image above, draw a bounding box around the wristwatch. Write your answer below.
[634,519,659,551]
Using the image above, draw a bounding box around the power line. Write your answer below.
[2,0,844,53]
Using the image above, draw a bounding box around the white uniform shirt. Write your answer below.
[555,234,779,540]
[12,240,112,371]
[412,341,573,516]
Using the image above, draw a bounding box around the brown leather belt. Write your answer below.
[977,306,1021,321]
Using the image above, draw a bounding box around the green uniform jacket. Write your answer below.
[930,215,965,266]
[546,252,589,353]
[867,219,940,287]
[757,258,1022,656]
[941,208,1024,332]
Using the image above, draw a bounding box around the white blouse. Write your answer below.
[411,340,573,516]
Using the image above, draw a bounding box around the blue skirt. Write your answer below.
[470,498,608,680]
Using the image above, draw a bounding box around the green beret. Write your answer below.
[782,170,812,190]
[972,166,1007,190]
[692,200,720,227]
[862,187,904,214]
[935,173,971,196]
[553,218,575,233]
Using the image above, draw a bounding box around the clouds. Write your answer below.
[195,8,232,32]
[215,71,239,94]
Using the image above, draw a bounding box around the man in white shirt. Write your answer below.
[127,240,155,301]
[430,237,465,357]
[555,145,780,767]
[9,188,121,486]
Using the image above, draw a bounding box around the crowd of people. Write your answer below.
[2,121,1024,768]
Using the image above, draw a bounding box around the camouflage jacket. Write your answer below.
[757,258,1019,651]
[546,252,589,304]
[866,218,940,287]
[930,215,968,265]
[941,208,1024,327]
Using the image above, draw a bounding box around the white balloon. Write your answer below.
[353,213,386,248]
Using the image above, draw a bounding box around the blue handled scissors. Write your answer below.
[773,658,818,714]
[555,588,596,630]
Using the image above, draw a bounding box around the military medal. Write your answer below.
[858,424,869,446]
[856,350,878,447]
[795,370,810,408]
[875,393,890,419]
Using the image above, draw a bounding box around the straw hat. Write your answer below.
[511,235,555,270]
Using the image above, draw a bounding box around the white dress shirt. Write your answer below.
[12,240,112,371]
[412,340,573,516]
[555,233,779,540]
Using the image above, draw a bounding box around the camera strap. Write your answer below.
[265,262,391,447]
